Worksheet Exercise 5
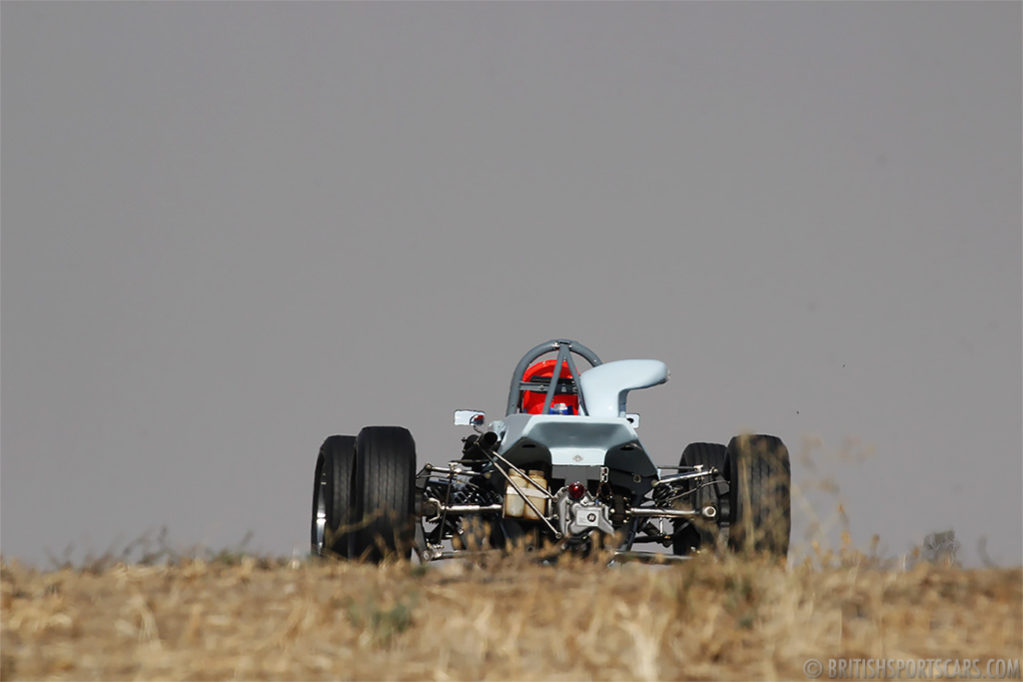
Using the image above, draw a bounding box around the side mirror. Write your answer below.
[454,409,486,427]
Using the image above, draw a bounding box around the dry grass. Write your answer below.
[2,550,1020,681]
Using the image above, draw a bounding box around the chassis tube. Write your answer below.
[652,470,719,487]
[423,498,503,521]
[628,507,715,519]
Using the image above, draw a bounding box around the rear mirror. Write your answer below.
[454,409,486,427]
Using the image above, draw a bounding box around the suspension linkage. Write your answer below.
[422,497,503,523]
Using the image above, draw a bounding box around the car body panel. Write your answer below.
[493,413,645,467]
[578,359,669,418]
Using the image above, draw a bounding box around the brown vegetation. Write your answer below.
[2,552,1020,681]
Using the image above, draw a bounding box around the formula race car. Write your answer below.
[311,339,791,563]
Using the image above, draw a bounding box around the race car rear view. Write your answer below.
[311,339,791,563]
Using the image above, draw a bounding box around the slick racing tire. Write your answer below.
[726,434,791,557]
[672,442,728,556]
[353,426,418,563]
[312,435,358,558]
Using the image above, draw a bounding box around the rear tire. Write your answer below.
[311,435,357,558]
[353,426,417,563]
[726,434,791,557]
[672,442,727,555]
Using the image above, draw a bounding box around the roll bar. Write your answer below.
[505,339,602,416]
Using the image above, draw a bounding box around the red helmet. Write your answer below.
[520,359,578,415]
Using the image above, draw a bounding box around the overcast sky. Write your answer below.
[2,2,1020,567]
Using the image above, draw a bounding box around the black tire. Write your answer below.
[726,434,791,557]
[672,442,728,555]
[353,426,417,563]
[311,435,357,558]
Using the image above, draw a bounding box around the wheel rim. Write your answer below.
[312,461,328,554]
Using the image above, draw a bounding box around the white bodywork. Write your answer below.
[578,359,669,418]
[490,359,669,466]
[492,414,641,466]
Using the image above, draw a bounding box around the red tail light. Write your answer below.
[568,482,586,500]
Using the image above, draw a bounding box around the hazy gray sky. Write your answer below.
[3,2,1020,567]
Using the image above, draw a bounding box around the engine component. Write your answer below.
[503,469,549,519]
[554,487,616,536]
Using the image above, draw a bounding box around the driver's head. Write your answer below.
[521,359,578,415]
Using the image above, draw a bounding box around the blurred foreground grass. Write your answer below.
[2,551,1020,681]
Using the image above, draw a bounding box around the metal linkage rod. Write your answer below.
[652,469,719,487]
[628,506,717,519]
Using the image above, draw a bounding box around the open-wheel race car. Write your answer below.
[311,339,791,563]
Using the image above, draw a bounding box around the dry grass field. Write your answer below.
[2,549,1020,681]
